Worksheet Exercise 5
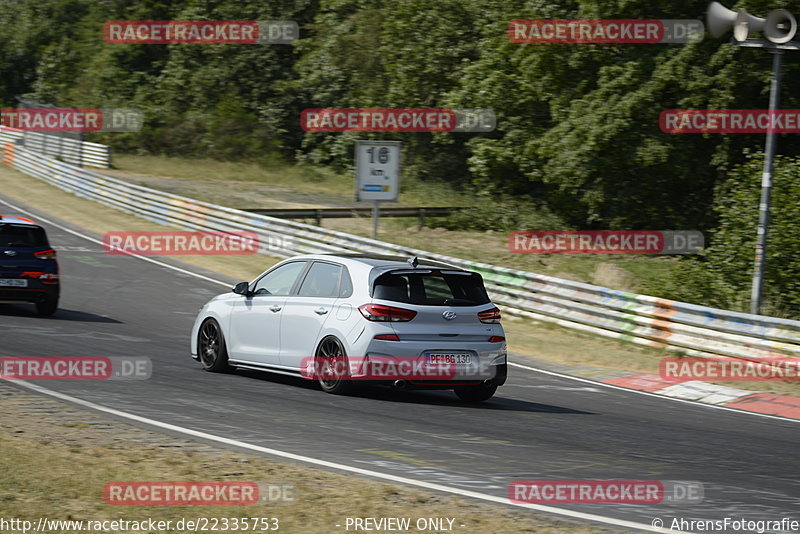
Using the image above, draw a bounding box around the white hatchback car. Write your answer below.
[190,254,507,401]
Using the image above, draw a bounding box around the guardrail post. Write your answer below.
[315,209,322,226]
[418,208,426,230]
[372,201,381,238]
[77,132,84,168]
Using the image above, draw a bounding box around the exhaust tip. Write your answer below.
[392,380,408,389]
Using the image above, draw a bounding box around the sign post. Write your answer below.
[354,140,401,238]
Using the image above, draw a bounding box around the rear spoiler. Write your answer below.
[0,215,37,225]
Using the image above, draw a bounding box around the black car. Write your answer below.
[0,215,59,315]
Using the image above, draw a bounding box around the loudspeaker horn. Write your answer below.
[764,9,797,43]
[733,9,766,41]
[707,1,738,38]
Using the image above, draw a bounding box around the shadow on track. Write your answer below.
[351,386,593,414]
[0,304,122,323]
[225,368,592,414]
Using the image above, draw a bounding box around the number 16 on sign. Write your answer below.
[355,140,401,238]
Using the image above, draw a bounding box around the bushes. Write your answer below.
[435,194,569,233]
[643,152,800,318]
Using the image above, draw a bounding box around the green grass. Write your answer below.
[111,154,472,207]
[349,217,678,293]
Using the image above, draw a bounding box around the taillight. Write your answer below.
[488,336,505,343]
[374,333,401,341]
[34,249,57,259]
[20,271,59,284]
[358,304,417,322]
[40,273,59,285]
[478,307,501,324]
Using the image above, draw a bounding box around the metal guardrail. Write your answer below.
[4,143,800,364]
[0,126,111,168]
[244,207,459,227]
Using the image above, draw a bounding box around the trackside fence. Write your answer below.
[3,143,800,364]
[0,126,111,168]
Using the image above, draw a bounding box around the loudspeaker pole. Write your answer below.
[750,47,782,315]
[733,39,799,314]
[708,3,799,315]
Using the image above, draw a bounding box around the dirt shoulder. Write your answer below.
[0,383,608,534]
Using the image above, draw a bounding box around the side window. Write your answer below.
[252,261,307,296]
[339,268,353,298]
[298,262,343,298]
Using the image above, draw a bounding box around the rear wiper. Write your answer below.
[443,298,474,305]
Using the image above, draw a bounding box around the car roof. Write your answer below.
[0,215,40,226]
[295,253,462,270]
[281,253,475,293]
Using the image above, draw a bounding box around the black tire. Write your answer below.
[315,336,354,395]
[198,319,230,372]
[454,384,498,402]
[35,296,58,317]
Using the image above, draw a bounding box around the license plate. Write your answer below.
[0,279,27,287]
[425,352,472,365]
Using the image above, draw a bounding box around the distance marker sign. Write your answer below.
[355,140,400,202]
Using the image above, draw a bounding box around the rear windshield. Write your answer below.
[0,224,49,247]
[373,270,490,306]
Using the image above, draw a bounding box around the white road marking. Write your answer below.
[12,379,681,533]
[505,384,605,392]
[0,198,230,288]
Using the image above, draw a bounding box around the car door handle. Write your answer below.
[269,305,282,312]
[314,307,329,315]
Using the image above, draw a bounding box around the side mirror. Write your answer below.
[233,281,250,296]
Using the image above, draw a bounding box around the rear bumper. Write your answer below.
[489,362,507,386]
[337,332,508,385]
[403,363,507,389]
[0,286,58,303]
